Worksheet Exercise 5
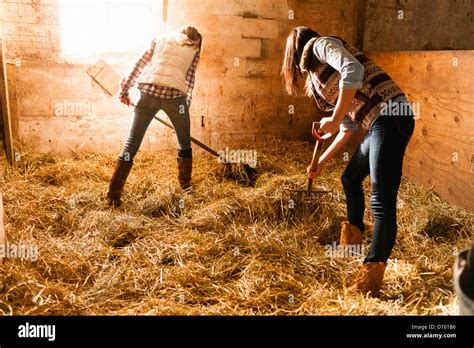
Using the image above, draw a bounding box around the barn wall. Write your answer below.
[0,0,358,156]
[3,1,471,210]
[290,0,359,40]
[17,0,471,154]
[368,50,474,211]
[363,0,474,51]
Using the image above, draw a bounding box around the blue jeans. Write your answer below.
[341,105,415,263]
[119,92,191,161]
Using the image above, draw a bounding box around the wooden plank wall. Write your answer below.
[368,51,474,211]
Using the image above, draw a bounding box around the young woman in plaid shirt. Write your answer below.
[106,26,202,207]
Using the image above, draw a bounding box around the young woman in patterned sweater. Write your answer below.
[282,26,415,297]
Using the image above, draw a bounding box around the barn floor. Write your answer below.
[0,139,472,315]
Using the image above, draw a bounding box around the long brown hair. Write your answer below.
[281,27,319,95]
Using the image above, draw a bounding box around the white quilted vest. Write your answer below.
[138,33,198,94]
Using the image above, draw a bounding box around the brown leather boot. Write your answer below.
[340,221,363,246]
[348,262,386,297]
[177,157,192,190]
[106,158,133,207]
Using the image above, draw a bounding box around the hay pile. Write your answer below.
[0,139,472,315]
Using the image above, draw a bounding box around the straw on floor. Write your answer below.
[0,139,472,315]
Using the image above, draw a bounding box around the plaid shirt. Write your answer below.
[120,39,200,106]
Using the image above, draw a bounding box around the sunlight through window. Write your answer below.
[59,0,157,57]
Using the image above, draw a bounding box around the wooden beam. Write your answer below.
[163,0,168,22]
[0,192,6,265]
[354,0,367,51]
[6,64,19,140]
[0,38,15,165]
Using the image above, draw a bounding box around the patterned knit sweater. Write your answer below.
[300,37,405,130]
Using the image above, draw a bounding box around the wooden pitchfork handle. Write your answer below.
[152,115,220,157]
[307,122,327,192]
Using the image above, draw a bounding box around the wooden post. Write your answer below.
[162,0,168,22]
[6,64,19,140]
[354,0,367,51]
[0,38,15,165]
[0,192,6,265]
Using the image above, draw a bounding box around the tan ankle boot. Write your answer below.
[177,157,192,190]
[340,221,363,246]
[106,158,133,207]
[348,262,386,297]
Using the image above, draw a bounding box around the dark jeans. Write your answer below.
[119,92,191,162]
[341,105,415,263]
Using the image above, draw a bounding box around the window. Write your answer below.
[59,0,158,57]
